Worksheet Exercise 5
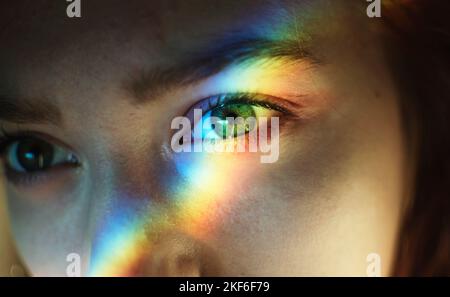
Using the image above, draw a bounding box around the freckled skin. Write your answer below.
[0,0,407,276]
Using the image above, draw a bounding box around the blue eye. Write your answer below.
[2,137,78,173]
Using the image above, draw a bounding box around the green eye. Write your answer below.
[188,93,291,143]
[4,137,78,173]
[210,103,257,139]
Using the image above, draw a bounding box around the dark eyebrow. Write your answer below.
[126,37,319,103]
[0,38,316,124]
[0,97,62,125]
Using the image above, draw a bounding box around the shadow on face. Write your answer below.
[0,0,407,276]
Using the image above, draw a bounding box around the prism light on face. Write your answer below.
[83,57,303,277]
[75,18,328,276]
[0,0,417,277]
[86,58,296,276]
[87,151,257,276]
[171,112,280,163]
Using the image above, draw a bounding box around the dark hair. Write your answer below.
[383,0,450,276]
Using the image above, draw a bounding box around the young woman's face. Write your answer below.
[0,0,407,276]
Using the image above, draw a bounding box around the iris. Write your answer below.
[208,103,257,139]
[9,138,54,172]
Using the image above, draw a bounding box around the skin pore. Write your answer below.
[0,0,407,276]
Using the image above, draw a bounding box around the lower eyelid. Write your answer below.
[3,162,80,188]
[4,170,47,187]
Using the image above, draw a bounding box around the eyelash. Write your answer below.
[185,92,301,134]
[185,92,297,123]
[0,92,297,186]
[0,129,31,155]
[0,129,44,154]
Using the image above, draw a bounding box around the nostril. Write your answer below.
[174,254,201,277]
[138,231,221,276]
[140,231,202,276]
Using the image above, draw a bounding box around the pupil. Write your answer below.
[16,139,54,172]
[224,111,238,118]
[211,104,256,139]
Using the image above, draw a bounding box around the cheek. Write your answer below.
[170,152,262,240]
[168,141,320,275]
[192,118,353,275]
[6,185,90,276]
[5,168,81,202]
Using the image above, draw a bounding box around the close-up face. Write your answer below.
[0,0,412,276]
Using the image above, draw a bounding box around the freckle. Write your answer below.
[374,90,381,98]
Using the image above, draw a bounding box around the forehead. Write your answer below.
[0,0,331,102]
[0,0,369,122]
[0,0,316,59]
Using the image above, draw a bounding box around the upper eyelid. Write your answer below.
[185,92,298,120]
[219,97,293,114]
[0,130,77,158]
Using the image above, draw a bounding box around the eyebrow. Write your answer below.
[0,37,317,124]
[0,97,62,126]
[126,36,319,103]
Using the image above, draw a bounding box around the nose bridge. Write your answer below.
[84,176,221,276]
[82,142,210,276]
[85,174,155,276]
[85,141,162,233]
[84,190,203,276]
[83,150,182,276]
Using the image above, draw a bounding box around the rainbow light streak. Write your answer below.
[85,4,316,276]
[88,146,255,276]
[87,199,150,276]
[87,61,292,277]
[171,151,255,240]
[84,0,416,277]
